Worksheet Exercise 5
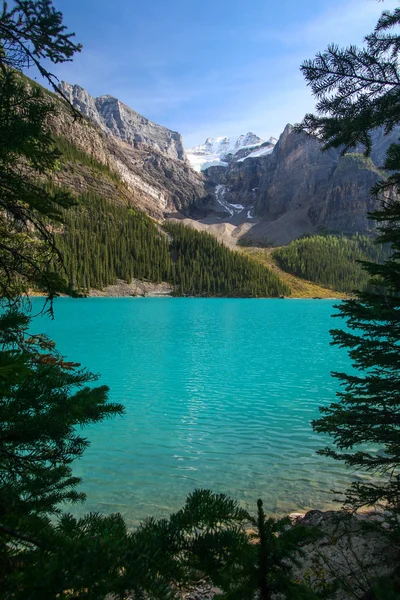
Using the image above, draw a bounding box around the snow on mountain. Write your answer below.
[186,132,272,172]
[236,139,277,162]
[215,184,245,217]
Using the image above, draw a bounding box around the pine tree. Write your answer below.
[0,3,132,597]
[0,70,77,299]
[272,234,390,293]
[163,490,318,600]
[298,6,400,512]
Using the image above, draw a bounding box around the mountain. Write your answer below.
[192,124,396,245]
[57,80,391,248]
[54,77,400,254]
[19,75,285,298]
[54,81,211,219]
[24,73,388,297]
[186,133,276,172]
[59,82,186,161]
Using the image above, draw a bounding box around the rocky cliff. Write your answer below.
[50,82,210,218]
[192,124,391,245]
[59,82,186,161]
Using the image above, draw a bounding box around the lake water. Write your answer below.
[31,298,356,525]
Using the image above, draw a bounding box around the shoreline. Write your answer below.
[28,292,345,300]
[28,278,347,300]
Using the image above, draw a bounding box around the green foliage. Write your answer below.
[0,69,76,299]
[52,134,121,183]
[1,485,321,600]
[297,8,400,156]
[313,238,400,511]
[243,499,319,600]
[155,490,319,600]
[0,3,139,598]
[0,0,81,94]
[53,193,172,293]
[165,222,290,297]
[50,200,289,297]
[298,4,400,521]
[0,309,125,598]
[344,152,379,171]
[0,0,83,300]
[273,234,390,292]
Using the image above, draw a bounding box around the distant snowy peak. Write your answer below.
[189,132,264,157]
[235,132,265,150]
[186,132,273,172]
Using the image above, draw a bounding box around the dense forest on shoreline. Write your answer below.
[54,194,290,297]
[165,222,290,297]
[55,195,391,298]
[53,190,392,298]
[272,234,391,292]
[55,193,172,291]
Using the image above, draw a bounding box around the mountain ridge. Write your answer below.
[52,81,210,219]
[59,81,186,161]
[190,123,395,245]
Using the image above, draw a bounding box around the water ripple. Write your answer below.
[33,298,355,525]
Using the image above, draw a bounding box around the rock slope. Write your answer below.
[56,78,397,245]
[59,81,186,161]
[192,124,393,244]
[51,83,210,218]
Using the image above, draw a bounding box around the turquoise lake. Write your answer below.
[31,298,356,525]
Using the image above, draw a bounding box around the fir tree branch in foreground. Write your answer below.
[298,4,400,518]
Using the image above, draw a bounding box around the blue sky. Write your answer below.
[42,0,397,146]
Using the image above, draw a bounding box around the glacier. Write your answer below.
[186,132,275,172]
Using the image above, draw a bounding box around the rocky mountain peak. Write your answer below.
[192,122,394,244]
[59,81,186,161]
[281,124,294,139]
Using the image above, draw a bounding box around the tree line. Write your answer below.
[272,233,391,292]
[51,195,290,298]
[165,222,290,297]
[54,193,172,292]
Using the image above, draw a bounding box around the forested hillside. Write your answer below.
[165,223,290,297]
[53,194,289,297]
[55,194,172,292]
[34,71,384,300]
[26,71,380,300]
[272,234,390,292]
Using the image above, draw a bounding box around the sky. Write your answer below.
[37,0,399,147]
